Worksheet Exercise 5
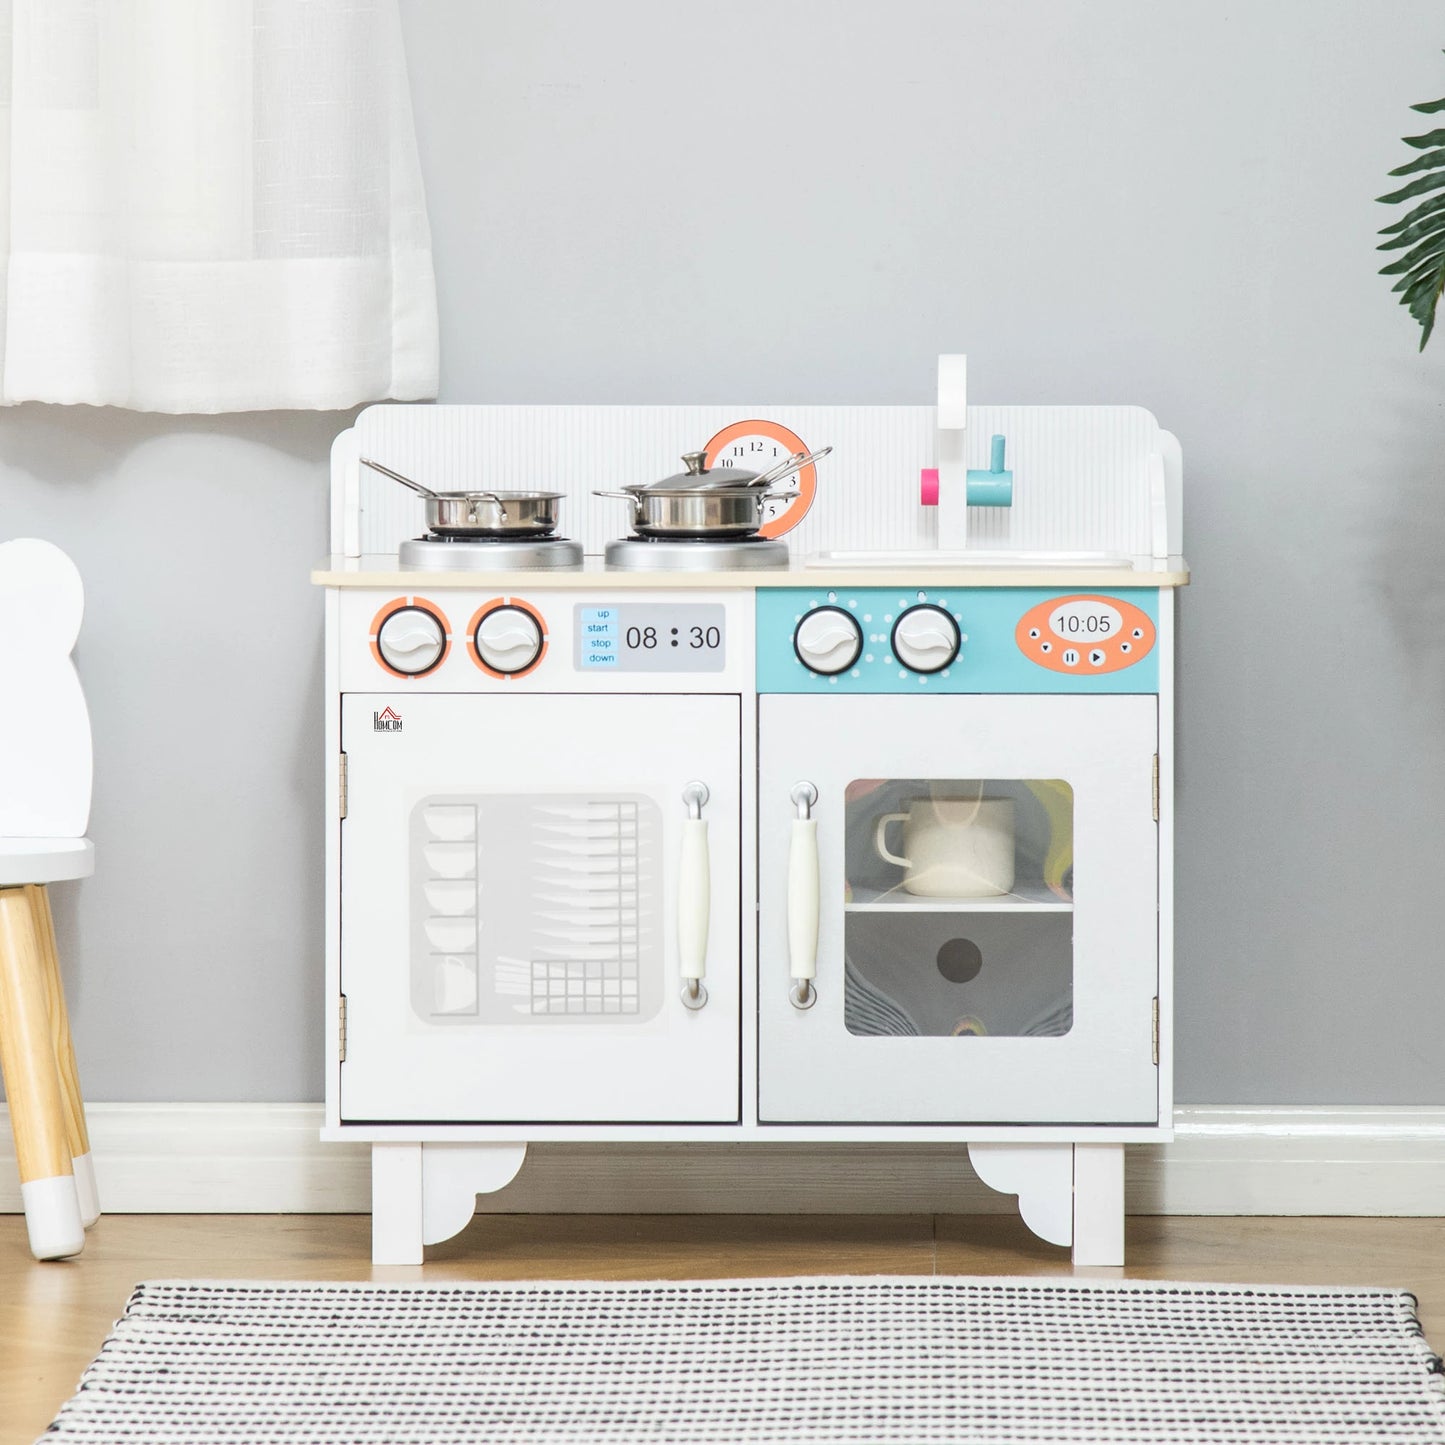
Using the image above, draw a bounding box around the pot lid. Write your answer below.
[633,450,766,493]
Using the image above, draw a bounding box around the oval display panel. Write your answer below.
[1015,594,1155,674]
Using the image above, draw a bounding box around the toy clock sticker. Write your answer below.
[1016,594,1156,674]
[705,420,818,538]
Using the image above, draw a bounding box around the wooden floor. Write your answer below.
[4,1213,1444,1443]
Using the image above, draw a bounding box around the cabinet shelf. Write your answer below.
[845,881,1073,913]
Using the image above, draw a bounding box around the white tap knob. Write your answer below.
[891,605,960,673]
[475,605,543,674]
[793,606,863,676]
[376,607,446,675]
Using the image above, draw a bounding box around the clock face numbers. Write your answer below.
[703,419,818,539]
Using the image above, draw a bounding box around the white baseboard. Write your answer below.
[2,1105,1444,1216]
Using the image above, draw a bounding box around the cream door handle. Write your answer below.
[788,782,819,1009]
[678,781,710,1010]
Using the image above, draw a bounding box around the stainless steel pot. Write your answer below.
[361,457,564,537]
[593,484,799,538]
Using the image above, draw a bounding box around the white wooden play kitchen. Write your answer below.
[314,356,1188,1266]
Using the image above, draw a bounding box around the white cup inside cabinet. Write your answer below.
[425,917,477,952]
[432,955,478,1016]
[424,841,476,878]
[424,880,476,916]
[424,804,476,842]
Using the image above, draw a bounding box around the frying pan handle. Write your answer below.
[363,458,511,520]
[360,456,438,500]
[755,445,833,491]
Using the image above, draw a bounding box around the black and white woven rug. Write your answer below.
[42,1277,1445,1443]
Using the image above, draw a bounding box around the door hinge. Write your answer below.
[338,995,348,1063]
[1151,753,1160,822]
[1151,996,1159,1065]
[338,752,349,820]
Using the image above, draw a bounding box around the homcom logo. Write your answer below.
[373,706,403,733]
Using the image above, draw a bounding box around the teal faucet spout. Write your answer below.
[967,434,1013,507]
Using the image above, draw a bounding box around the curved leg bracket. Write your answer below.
[371,1141,528,1265]
[422,1142,527,1247]
[967,1142,1074,1248]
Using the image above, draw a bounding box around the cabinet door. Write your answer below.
[758,694,1158,1124]
[340,692,741,1123]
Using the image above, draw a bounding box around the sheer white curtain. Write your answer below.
[0,0,439,412]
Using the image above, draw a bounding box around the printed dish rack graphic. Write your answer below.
[409,794,663,1026]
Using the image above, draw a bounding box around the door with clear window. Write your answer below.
[758,694,1158,1123]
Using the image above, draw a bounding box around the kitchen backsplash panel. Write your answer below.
[337,404,1178,559]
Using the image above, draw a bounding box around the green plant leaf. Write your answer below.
[1379,191,1445,239]
[1380,241,1445,276]
[1390,257,1443,294]
[1410,285,1442,348]
[1379,222,1445,251]
[1388,145,1445,177]
[1376,170,1445,205]
[1377,205,1445,246]
[1396,268,1445,335]
[1380,81,1445,347]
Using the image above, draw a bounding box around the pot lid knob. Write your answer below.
[680,450,709,475]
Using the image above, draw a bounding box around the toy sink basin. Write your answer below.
[805,550,1135,569]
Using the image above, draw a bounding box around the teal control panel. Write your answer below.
[756,587,1160,694]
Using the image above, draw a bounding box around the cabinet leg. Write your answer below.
[1071,1143,1125,1266]
[28,885,99,1228]
[0,888,84,1260]
[370,1141,529,1265]
[371,1143,424,1265]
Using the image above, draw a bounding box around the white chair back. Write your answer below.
[0,539,93,838]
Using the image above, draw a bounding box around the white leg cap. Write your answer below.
[73,1151,101,1228]
[21,1175,85,1260]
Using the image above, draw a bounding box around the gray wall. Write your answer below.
[3,0,1443,1104]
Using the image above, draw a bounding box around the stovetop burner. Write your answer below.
[399,534,584,571]
[604,535,790,572]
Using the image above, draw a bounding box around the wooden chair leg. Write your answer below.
[27,884,99,1228]
[0,887,84,1259]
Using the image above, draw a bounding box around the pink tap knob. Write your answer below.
[920,468,940,506]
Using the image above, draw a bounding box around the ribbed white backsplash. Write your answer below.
[335,403,1166,558]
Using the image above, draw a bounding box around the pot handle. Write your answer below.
[592,490,644,518]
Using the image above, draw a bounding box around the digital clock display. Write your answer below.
[574,604,726,673]
[1048,600,1122,640]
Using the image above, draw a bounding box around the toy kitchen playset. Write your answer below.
[313,355,1188,1266]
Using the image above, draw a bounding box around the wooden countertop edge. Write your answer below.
[311,556,1191,590]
